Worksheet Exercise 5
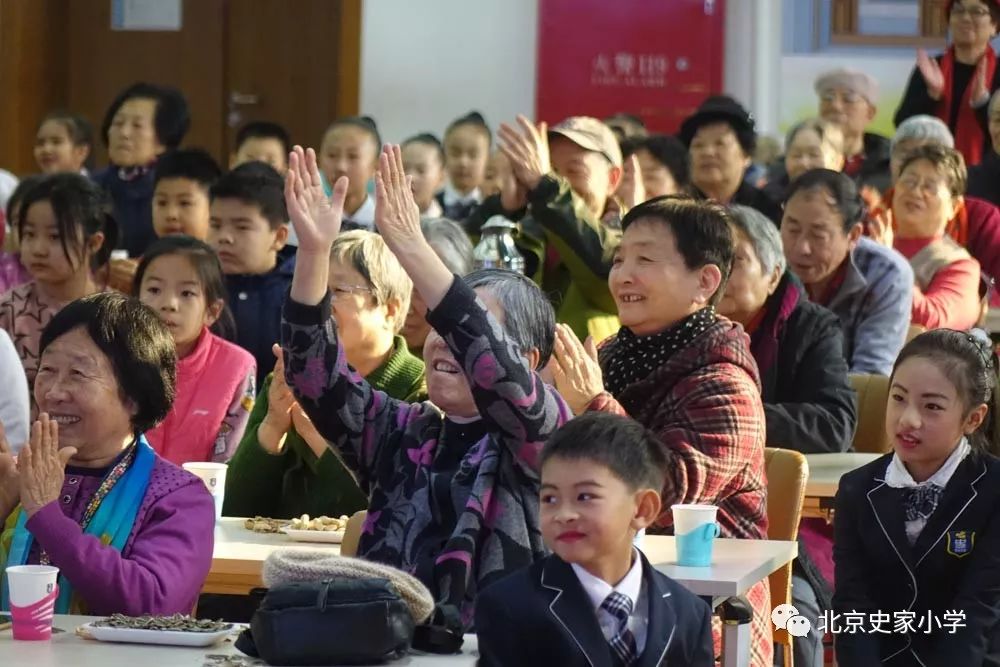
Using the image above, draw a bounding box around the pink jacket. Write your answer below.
[145,327,255,465]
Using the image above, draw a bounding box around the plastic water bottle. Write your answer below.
[473,216,525,274]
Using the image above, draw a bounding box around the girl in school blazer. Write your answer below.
[833,329,1000,666]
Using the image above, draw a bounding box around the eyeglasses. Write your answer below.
[820,90,863,105]
[330,283,374,301]
[897,174,947,195]
[951,5,992,19]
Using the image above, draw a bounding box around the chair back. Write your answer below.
[764,447,809,663]
[849,374,892,453]
[340,510,368,557]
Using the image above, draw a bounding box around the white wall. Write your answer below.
[724,0,783,136]
[359,0,538,143]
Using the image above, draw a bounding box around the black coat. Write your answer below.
[694,182,783,226]
[752,273,857,454]
[833,452,1000,666]
[894,53,1000,162]
[91,165,157,258]
[225,244,296,386]
[968,152,1000,207]
[475,553,714,667]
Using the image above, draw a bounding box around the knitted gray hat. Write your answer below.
[262,550,435,623]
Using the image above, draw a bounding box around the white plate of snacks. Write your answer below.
[78,614,234,647]
[281,514,349,543]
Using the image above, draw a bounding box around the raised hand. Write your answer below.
[18,414,75,516]
[285,146,349,254]
[917,49,945,101]
[374,145,424,252]
[258,344,295,454]
[618,154,647,209]
[497,115,551,192]
[0,420,20,519]
[971,56,991,107]
[290,405,328,460]
[868,205,894,249]
[548,324,606,415]
[499,157,528,212]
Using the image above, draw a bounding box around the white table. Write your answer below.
[205,518,341,595]
[802,453,881,520]
[644,537,797,667]
[203,521,793,666]
[0,615,478,666]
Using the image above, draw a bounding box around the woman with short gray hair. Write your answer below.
[890,115,955,178]
[718,204,857,667]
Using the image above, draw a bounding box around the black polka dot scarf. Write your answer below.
[604,306,718,398]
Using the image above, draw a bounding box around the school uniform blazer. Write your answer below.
[833,452,1000,666]
[475,553,714,667]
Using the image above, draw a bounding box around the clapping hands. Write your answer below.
[498,115,551,192]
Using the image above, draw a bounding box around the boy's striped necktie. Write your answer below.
[601,590,637,666]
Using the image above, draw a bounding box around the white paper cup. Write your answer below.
[672,504,719,535]
[183,462,227,520]
[110,249,130,261]
[6,565,59,640]
[671,504,721,566]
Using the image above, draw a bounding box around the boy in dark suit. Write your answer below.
[475,412,714,667]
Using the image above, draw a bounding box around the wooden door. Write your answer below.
[65,0,227,166]
[223,0,361,159]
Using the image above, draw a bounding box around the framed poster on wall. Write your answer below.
[536,0,726,133]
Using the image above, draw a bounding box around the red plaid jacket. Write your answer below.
[589,319,772,665]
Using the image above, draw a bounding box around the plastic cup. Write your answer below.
[672,504,721,567]
[5,565,59,640]
[182,462,227,520]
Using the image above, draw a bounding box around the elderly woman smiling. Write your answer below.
[0,293,214,615]
[549,196,773,666]
[280,144,569,632]
[889,144,982,329]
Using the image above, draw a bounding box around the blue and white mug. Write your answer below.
[672,504,721,567]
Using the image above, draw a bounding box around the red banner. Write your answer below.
[535,0,726,134]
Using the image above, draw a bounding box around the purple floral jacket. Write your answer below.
[282,277,570,628]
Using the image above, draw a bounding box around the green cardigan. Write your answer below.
[223,335,426,520]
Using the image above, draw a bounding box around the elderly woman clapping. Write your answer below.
[280,144,569,632]
[0,293,214,615]
[548,196,773,665]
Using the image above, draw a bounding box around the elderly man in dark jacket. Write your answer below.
[718,205,857,454]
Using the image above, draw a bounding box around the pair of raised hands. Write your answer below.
[496,114,644,211]
[285,144,423,257]
[0,415,77,519]
[917,48,991,105]
[545,323,607,415]
[258,344,326,458]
